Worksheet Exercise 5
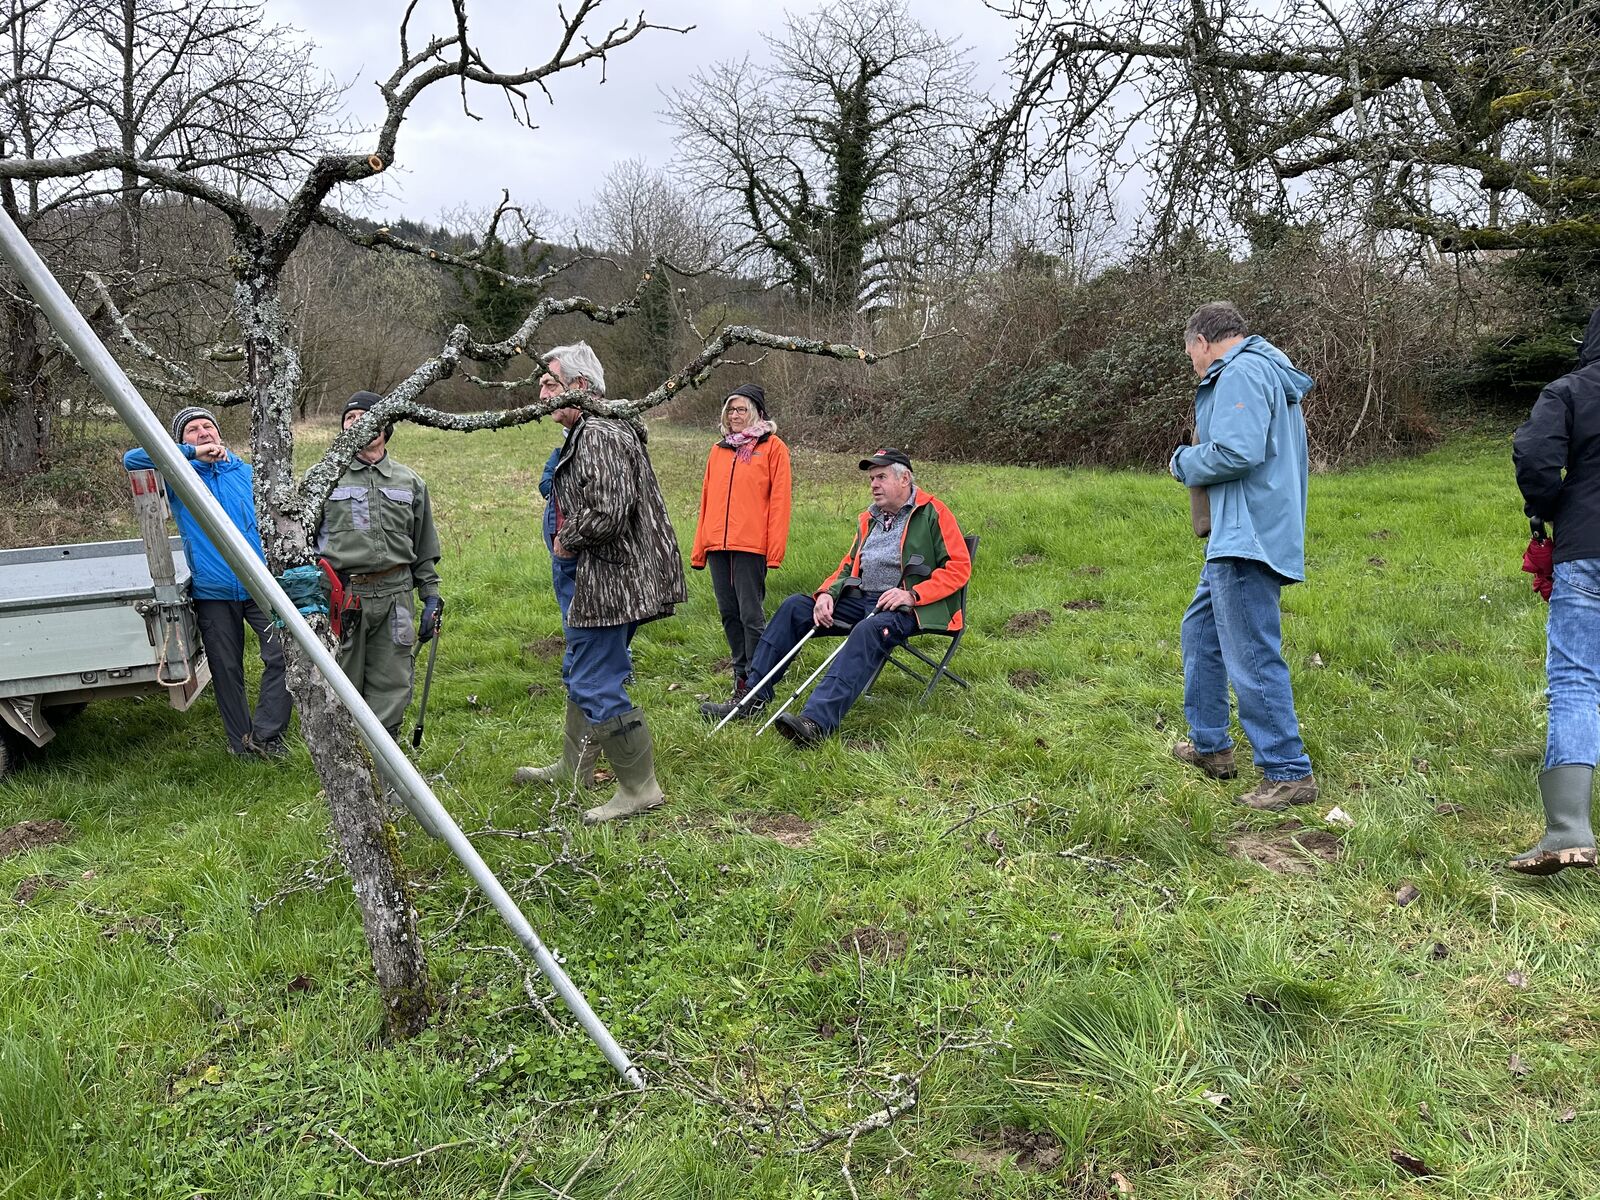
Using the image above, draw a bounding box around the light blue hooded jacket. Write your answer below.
[1170,335,1313,582]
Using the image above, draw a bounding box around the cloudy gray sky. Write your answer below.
[268,0,1023,230]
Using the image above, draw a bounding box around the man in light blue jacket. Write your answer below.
[123,407,292,758]
[1168,302,1319,810]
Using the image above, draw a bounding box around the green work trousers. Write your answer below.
[337,588,417,735]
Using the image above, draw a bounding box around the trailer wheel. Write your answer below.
[0,733,13,780]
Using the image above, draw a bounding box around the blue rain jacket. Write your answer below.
[122,445,266,600]
[1170,336,1313,582]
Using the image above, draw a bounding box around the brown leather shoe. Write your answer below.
[1171,740,1237,780]
[1239,775,1320,811]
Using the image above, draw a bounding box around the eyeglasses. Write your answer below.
[725,405,752,415]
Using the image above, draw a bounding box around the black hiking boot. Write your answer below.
[774,712,826,748]
[701,696,763,722]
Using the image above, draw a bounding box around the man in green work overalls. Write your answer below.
[318,392,444,736]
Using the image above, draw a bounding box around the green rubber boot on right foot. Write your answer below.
[511,701,601,790]
[1507,764,1598,875]
[582,708,666,825]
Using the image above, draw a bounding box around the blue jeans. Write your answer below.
[552,553,636,724]
[745,592,916,732]
[1545,559,1600,769]
[1181,557,1313,781]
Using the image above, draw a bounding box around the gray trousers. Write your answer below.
[194,598,292,753]
[706,550,768,682]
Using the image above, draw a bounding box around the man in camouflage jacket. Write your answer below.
[512,341,687,824]
[318,392,444,737]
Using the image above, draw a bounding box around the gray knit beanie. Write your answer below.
[171,406,217,442]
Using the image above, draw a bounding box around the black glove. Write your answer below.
[419,595,444,642]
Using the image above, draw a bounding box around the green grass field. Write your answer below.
[1,422,1593,1199]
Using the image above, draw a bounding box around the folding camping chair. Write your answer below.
[867,533,978,704]
[747,536,979,735]
[795,533,978,705]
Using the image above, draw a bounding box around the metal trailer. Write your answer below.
[0,471,210,778]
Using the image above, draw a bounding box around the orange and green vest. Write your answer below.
[818,488,971,631]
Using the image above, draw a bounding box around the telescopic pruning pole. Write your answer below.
[0,206,644,1091]
[412,628,441,749]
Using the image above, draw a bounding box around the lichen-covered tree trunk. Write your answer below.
[234,259,432,1037]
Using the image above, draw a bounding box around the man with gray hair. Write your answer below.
[513,341,687,824]
[1168,301,1319,810]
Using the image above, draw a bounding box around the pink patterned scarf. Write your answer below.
[720,419,775,463]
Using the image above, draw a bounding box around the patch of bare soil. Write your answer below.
[952,1126,1065,1175]
[1004,609,1054,636]
[1226,820,1342,875]
[742,812,816,848]
[0,819,73,861]
[1012,553,1044,566]
[521,635,564,659]
[1062,598,1104,611]
[14,875,65,904]
[1009,669,1045,691]
[1076,565,1104,576]
[809,926,908,971]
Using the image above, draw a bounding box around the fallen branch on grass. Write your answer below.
[1057,843,1177,905]
[465,943,566,1032]
[249,850,344,915]
[940,794,1049,838]
[323,1127,471,1167]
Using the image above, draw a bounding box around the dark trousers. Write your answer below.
[194,598,292,753]
[745,591,916,732]
[706,550,768,682]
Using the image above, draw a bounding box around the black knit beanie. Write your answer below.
[727,383,767,418]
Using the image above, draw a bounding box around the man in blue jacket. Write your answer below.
[122,407,292,758]
[1506,307,1600,874]
[1167,302,1319,810]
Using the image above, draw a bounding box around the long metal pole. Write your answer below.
[758,637,851,735]
[709,626,815,735]
[0,209,643,1090]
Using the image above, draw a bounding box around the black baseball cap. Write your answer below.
[858,447,912,471]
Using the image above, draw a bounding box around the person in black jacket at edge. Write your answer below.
[1509,308,1600,874]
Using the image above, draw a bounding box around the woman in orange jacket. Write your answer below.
[690,384,793,699]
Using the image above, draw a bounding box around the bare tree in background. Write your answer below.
[987,0,1600,254]
[0,0,341,476]
[581,157,721,388]
[668,0,982,313]
[0,0,932,1037]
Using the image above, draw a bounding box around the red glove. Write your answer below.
[1522,536,1554,602]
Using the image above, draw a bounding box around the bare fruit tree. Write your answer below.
[668,0,982,314]
[987,0,1600,253]
[0,0,931,1037]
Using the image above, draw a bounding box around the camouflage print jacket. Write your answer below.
[317,454,442,597]
[551,416,687,628]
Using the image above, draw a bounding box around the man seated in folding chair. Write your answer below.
[700,447,972,747]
